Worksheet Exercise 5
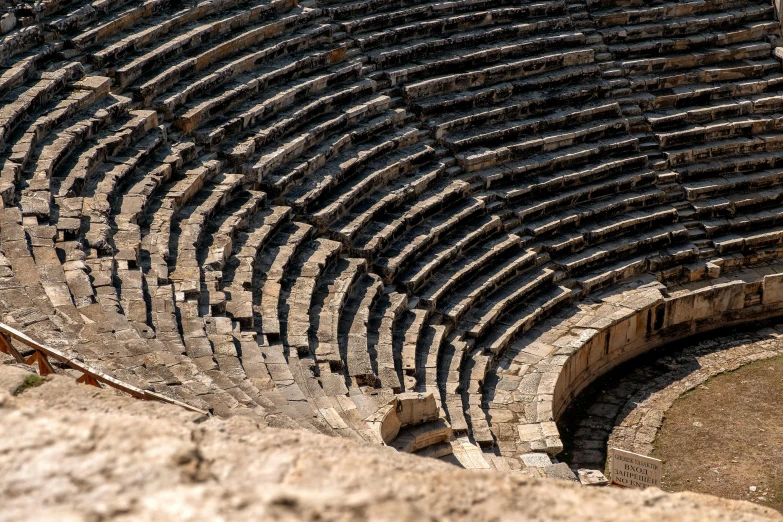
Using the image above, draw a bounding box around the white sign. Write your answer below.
[609,447,662,489]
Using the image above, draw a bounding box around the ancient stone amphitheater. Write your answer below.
[3,0,783,479]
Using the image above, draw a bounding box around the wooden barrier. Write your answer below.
[0,322,209,416]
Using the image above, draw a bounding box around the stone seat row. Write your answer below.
[665,132,783,167]
[28,95,125,196]
[168,173,260,297]
[223,205,292,327]
[403,204,662,333]
[346,170,465,253]
[88,0,254,68]
[616,41,770,77]
[477,137,642,193]
[712,225,783,256]
[703,206,783,237]
[445,101,622,153]
[264,105,408,198]
[223,79,379,164]
[684,165,783,201]
[624,58,781,101]
[70,0,176,52]
[382,32,589,88]
[429,214,681,348]
[176,46,356,141]
[248,101,403,210]
[201,190,269,273]
[282,237,344,354]
[398,213,503,293]
[81,127,167,255]
[419,56,780,132]
[596,4,774,44]
[154,22,340,117]
[542,205,679,257]
[336,0,563,36]
[312,257,366,372]
[358,11,573,59]
[374,195,487,283]
[136,0,323,105]
[0,78,116,205]
[411,61,604,118]
[254,221,314,341]
[325,0,554,22]
[427,241,537,322]
[308,138,440,228]
[457,116,630,174]
[416,222,682,369]
[23,118,157,250]
[429,79,613,139]
[0,63,83,146]
[0,52,48,99]
[147,157,226,266]
[52,109,159,207]
[690,187,783,219]
[402,48,596,101]
[112,0,301,89]
[606,20,778,60]
[338,272,384,385]
[590,0,760,28]
[646,92,783,131]
[199,60,363,148]
[518,186,667,241]
[272,115,415,209]
[509,159,656,219]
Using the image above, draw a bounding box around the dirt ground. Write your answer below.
[653,355,783,513]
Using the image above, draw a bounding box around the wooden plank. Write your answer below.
[0,323,208,415]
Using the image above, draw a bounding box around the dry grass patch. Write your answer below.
[654,356,783,513]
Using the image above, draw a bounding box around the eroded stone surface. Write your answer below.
[0,365,780,522]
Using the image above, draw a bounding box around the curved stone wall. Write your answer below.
[484,275,783,468]
[552,276,783,434]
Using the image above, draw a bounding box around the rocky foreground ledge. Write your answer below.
[0,364,779,522]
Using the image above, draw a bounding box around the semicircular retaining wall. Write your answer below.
[516,273,783,461]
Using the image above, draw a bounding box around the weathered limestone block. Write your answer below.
[762,273,783,305]
[391,418,452,453]
[396,392,438,427]
[579,469,610,486]
[517,422,562,456]
[520,452,554,468]
[365,402,400,444]
[0,13,16,34]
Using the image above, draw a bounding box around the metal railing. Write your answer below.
[0,322,208,416]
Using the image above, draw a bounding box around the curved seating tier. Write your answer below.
[1,0,782,471]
